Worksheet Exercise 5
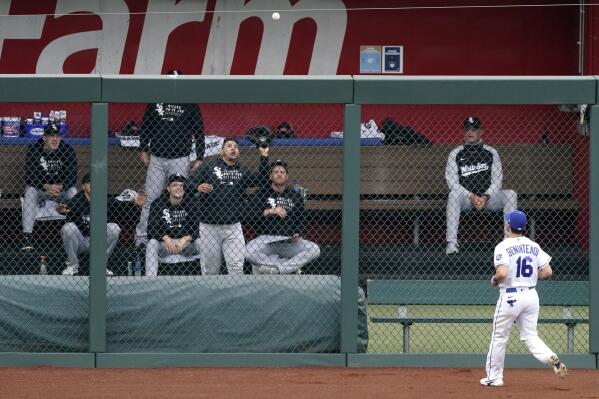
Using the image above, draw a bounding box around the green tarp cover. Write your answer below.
[0,275,367,353]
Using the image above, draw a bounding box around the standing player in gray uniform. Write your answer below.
[22,123,78,251]
[135,69,204,248]
[145,174,201,277]
[445,116,517,254]
[246,160,320,274]
[57,174,121,276]
[187,138,269,275]
[481,210,567,387]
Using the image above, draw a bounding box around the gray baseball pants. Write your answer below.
[246,235,321,274]
[22,185,77,233]
[199,222,245,275]
[145,238,201,277]
[446,189,518,244]
[135,155,189,245]
[61,222,121,268]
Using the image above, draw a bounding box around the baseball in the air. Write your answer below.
[272,12,280,21]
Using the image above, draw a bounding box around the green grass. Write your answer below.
[367,305,590,353]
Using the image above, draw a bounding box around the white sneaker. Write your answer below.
[257,265,279,275]
[106,269,114,276]
[62,265,79,276]
[480,377,504,387]
[548,355,567,378]
[446,242,459,255]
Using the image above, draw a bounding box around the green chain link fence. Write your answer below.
[0,76,595,368]
[362,104,589,354]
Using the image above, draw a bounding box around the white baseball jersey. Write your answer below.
[485,235,558,382]
[493,236,551,288]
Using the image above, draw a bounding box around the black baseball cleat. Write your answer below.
[21,234,34,251]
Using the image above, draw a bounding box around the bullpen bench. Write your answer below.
[0,144,147,209]
[367,279,589,353]
[1,143,578,228]
[243,144,578,243]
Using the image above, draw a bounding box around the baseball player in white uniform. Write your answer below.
[481,210,567,387]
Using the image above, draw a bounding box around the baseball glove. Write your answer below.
[245,126,273,148]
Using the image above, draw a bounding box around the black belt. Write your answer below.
[505,286,535,293]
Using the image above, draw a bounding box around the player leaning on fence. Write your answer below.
[245,160,321,274]
[22,123,78,251]
[445,116,517,255]
[481,210,567,387]
[186,138,269,275]
[135,69,205,249]
[145,173,201,277]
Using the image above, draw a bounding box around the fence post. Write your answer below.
[590,105,599,354]
[340,104,361,355]
[89,102,108,353]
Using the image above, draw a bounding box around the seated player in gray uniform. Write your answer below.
[145,174,201,277]
[57,174,121,276]
[22,123,78,251]
[245,160,321,274]
[445,116,517,255]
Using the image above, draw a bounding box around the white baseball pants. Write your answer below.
[135,155,189,246]
[199,222,245,275]
[446,189,517,244]
[145,238,202,277]
[22,185,77,234]
[485,287,557,381]
[245,235,321,274]
[61,222,121,269]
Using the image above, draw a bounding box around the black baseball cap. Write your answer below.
[44,123,61,136]
[81,173,91,185]
[222,137,239,147]
[463,116,482,130]
[167,173,186,185]
[270,159,289,173]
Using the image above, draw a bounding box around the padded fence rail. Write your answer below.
[0,76,595,369]
[0,276,367,353]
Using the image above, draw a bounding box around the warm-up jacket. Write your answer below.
[147,194,199,241]
[139,103,205,160]
[248,185,305,237]
[445,143,503,197]
[63,192,119,237]
[24,139,78,190]
[186,156,269,225]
